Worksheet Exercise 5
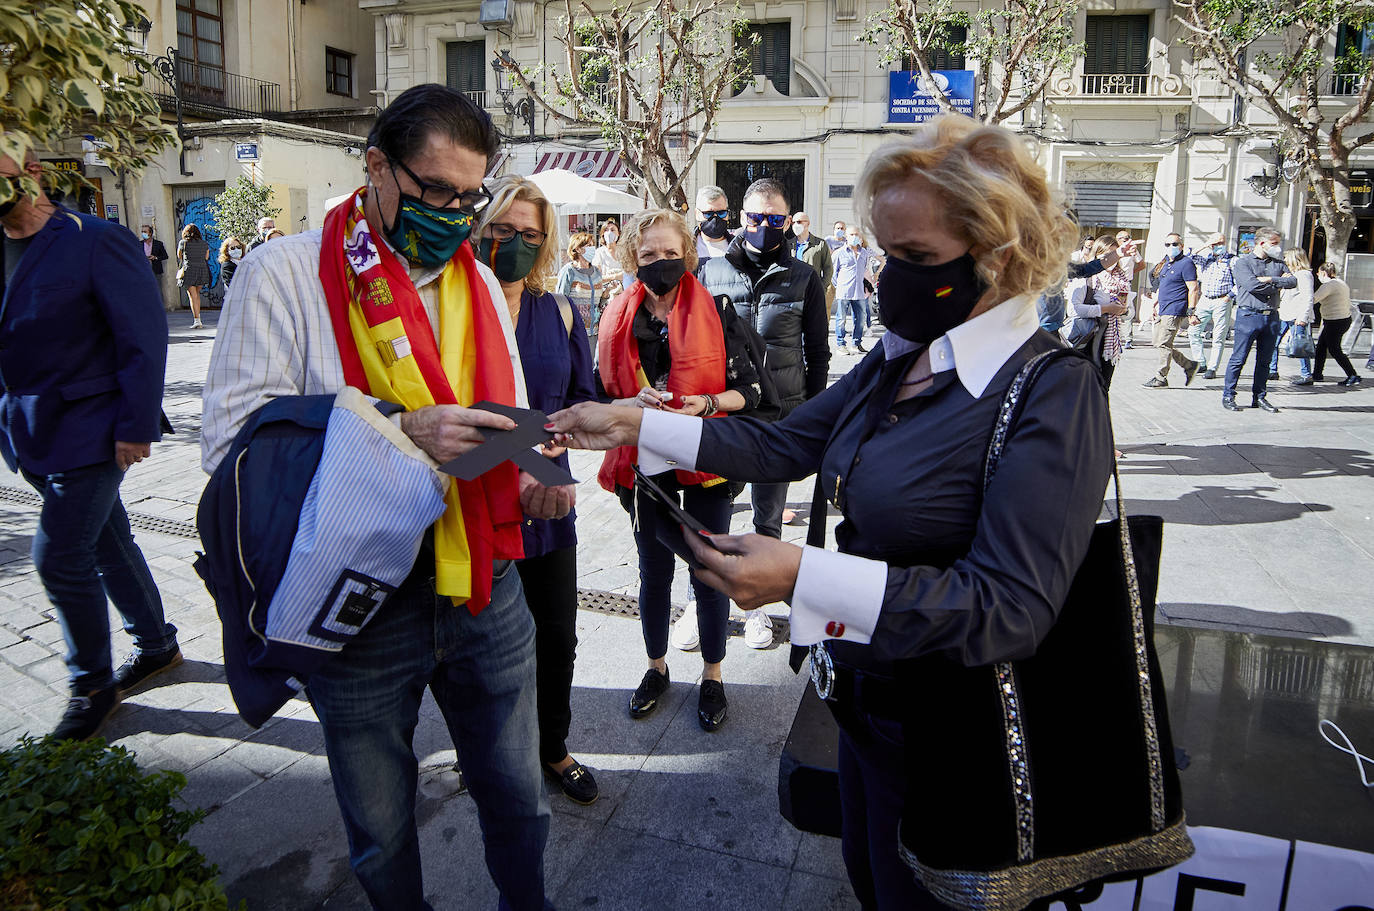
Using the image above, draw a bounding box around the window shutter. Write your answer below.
[445,41,485,93]
[1086,15,1148,74]
[765,23,790,95]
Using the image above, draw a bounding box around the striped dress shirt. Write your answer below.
[202,230,527,474]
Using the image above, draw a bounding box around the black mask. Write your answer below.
[637,258,687,296]
[0,176,23,217]
[878,252,987,345]
[0,200,15,218]
[699,217,729,240]
[742,241,781,269]
[744,224,787,254]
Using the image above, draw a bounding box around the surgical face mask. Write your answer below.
[834,227,845,239]
[1212,245,1225,257]
[604,230,619,244]
[228,248,243,260]
[1165,244,1182,257]
[1265,244,1284,260]
[637,257,686,296]
[846,234,860,246]
[877,252,988,345]
[141,231,152,240]
[478,233,542,284]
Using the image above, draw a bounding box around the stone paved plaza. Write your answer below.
[0,312,1371,910]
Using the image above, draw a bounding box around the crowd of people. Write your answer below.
[2,77,1370,911]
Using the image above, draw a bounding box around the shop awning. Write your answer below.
[535,150,630,181]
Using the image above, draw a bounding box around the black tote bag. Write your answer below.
[895,348,1193,911]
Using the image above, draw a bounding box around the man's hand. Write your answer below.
[519,471,574,519]
[115,441,151,471]
[684,531,803,611]
[1189,314,1201,326]
[1102,301,1128,316]
[546,402,644,451]
[400,405,517,463]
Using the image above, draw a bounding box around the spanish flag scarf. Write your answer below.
[319,189,523,614]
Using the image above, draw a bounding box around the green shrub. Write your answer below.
[0,736,244,911]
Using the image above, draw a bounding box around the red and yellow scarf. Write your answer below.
[596,273,728,492]
[319,188,523,614]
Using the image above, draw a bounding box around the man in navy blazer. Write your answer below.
[0,151,180,740]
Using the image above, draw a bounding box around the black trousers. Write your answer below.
[516,547,579,765]
[1314,316,1357,379]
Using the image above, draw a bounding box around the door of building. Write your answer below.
[172,183,225,305]
[714,160,806,230]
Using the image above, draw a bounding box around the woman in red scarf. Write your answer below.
[597,209,765,732]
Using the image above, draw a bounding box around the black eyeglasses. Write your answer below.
[700,209,729,221]
[486,223,547,246]
[743,212,788,229]
[389,158,492,213]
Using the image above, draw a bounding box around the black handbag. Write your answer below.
[895,348,1194,910]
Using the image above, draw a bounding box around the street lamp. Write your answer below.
[123,16,152,51]
[131,46,192,177]
[491,52,535,141]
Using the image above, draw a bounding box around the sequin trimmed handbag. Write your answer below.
[895,348,1194,911]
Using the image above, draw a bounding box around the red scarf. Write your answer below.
[597,274,727,492]
[319,189,524,614]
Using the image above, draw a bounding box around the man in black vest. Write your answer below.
[697,177,829,641]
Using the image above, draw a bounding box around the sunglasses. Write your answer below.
[389,158,492,213]
[700,209,729,221]
[743,212,788,229]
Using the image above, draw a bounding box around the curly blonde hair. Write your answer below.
[617,209,698,276]
[477,176,561,294]
[855,116,1077,307]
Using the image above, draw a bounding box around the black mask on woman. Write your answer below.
[637,257,687,296]
[877,252,988,345]
[699,218,729,240]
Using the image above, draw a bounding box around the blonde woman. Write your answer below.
[473,177,601,805]
[1274,249,1315,384]
[548,116,1115,907]
[555,231,605,340]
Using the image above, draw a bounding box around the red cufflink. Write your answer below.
[826,621,846,638]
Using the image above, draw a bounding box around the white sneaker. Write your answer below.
[836,345,850,355]
[743,612,774,649]
[670,606,700,651]
[191,319,204,329]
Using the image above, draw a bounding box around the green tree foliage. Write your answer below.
[0,736,243,911]
[0,1,175,209]
[1175,0,1374,263]
[210,176,281,247]
[503,0,757,209]
[862,0,1082,124]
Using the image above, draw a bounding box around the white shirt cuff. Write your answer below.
[637,409,703,476]
[788,545,886,646]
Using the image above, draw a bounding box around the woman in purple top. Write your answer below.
[476,177,599,805]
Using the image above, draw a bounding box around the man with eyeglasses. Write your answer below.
[693,185,734,262]
[697,178,830,647]
[203,84,566,911]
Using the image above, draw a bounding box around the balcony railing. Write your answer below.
[1081,73,1148,95]
[1329,73,1365,96]
[462,89,490,109]
[130,52,283,119]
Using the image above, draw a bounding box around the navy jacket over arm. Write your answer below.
[0,206,168,474]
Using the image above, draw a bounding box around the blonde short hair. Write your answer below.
[1283,248,1311,273]
[855,116,1077,305]
[567,231,594,261]
[618,209,698,275]
[478,176,561,294]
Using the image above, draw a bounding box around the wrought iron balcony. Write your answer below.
[1328,73,1365,96]
[462,90,491,109]
[1049,71,1190,100]
[1081,73,1148,95]
[130,51,283,119]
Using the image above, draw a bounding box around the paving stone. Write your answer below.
[0,638,55,667]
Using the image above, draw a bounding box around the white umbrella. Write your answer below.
[526,168,645,216]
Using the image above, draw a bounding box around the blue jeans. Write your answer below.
[835,298,868,346]
[1224,307,1281,401]
[21,461,176,692]
[1036,290,1066,335]
[619,480,734,665]
[1271,320,1311,379]
[307,563,552,911]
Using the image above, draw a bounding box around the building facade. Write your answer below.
[362,0,1372,266]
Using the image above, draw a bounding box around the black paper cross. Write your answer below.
[437,401,577,488]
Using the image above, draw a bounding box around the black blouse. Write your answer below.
[695,331,1113,667]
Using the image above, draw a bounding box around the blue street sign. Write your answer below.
[888,70,975,123]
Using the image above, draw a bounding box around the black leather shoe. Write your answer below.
[1340,375,1362,387]
[51,687,120,741]
[854,340,867,353]
[1222,397,1243,412]
[1183,359,1201,386]
[698,679,728,732]
[545,759,599,806]
[1253,396,1279,413]
[1268,371,1280,380]
[628,666,670,719]
[1311,374,1326,382]
[1291,376,1314,386]
[114,647,183,697]
[1203,369,1217,380]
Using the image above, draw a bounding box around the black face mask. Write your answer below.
[878,252,988,345]
[699,217,729,240]
[0,176,24,217]
[742,241,781,270]
[743,224,787,254]
[637,257,687,296]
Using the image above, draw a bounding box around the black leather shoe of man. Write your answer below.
[1183,359,1201,385]
[1253,396,1280,413]
[114,647,183,697]
[545,760,599,806]
[51,687,120,741]
[854,340,867,353]
[698,679,728,732]
[628,666,670,719]
[1222,397,1243,412]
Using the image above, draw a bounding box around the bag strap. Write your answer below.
[552,293,575,337]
